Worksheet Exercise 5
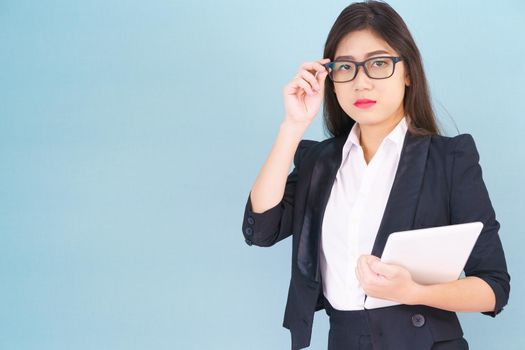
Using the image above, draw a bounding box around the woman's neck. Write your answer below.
[358,114,405,164]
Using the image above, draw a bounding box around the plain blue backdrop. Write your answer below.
[1,0,523,349]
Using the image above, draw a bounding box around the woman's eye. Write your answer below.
[338,64,353,71]
[372,60,387,67]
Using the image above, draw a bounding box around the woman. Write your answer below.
[241,1,510,349]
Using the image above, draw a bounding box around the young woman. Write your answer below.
[241,1,510,349]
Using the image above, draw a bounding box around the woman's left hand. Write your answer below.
[355,255,422,305]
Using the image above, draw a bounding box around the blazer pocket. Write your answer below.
[431,337,469,350]
[426,307,464,343]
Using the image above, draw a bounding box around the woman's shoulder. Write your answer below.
[294,139,321,166]
[294,136,340,167]
[429,132,478,156]
[299,131,348,149]
[297,139,321,150]
[296,135,343,155]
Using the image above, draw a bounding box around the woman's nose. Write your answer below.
[354,66,370,85]
[352,65,372,89]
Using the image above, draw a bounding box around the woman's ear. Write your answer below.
[405,73,411,87]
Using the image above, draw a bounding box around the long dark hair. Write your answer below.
[322,0,441,138]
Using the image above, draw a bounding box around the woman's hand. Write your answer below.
[355,255,422,305]
[283,58,331,126]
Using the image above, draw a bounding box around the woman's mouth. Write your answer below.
[354,99,377,109]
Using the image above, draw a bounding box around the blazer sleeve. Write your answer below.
[449,133,510,317]
[241,139,317,247]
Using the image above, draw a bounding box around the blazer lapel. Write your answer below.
[297,130,431,282]
[371,132,431,257]
[297,134,347,282]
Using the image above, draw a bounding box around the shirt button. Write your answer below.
[244,227,253,236]
[247,216,255,225]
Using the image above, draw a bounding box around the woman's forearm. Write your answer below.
[411,276,496,313]
[250,120,308,213]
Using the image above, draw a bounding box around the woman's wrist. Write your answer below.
[405,282,426,305]
[281,118,311,131]
[279,119,310,140]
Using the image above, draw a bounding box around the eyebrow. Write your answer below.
[334,50,392,60]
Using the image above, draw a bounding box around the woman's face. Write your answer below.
[332,29,410,127]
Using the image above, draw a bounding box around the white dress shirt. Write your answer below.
[320,116,408,310]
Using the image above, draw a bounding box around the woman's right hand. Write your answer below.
[283,58,331,126]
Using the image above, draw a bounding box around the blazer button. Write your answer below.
[245,238,253,246]
[411,314,425,327]
[247,216,255,225]
[244,227,253,236]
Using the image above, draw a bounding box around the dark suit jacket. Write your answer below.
[241,130,510,350]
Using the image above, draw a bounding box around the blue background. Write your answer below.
[1,0,523,349]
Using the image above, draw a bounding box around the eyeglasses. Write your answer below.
[323,56,403,83]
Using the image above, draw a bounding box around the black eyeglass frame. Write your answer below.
[323,56,403,83]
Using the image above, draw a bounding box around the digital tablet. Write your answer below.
[364,221,483,309]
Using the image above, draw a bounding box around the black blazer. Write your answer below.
[241,130,510,350]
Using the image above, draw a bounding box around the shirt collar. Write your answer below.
[342,116,408,159]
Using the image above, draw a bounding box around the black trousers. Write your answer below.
[323,295,373,350]
[323,295,469,350]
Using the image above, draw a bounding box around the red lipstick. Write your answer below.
[354,99,377,109]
